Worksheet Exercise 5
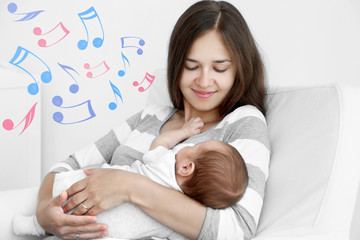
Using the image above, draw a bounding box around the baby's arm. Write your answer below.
[150,117,204,150]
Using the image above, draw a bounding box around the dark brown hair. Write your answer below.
[181,143,248,209]
[167,0,266,117]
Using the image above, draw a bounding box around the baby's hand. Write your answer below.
[182,117,204,138]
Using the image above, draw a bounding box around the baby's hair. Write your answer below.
[181,142,248,209]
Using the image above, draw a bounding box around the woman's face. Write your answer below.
[180,29,236,113]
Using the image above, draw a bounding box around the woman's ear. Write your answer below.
[178,161,195,177]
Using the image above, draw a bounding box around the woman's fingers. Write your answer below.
[64,168,101,213]
[62,214,98,226]
[60,222,108,239]
[65,168,133,216]
[40,197,106,238]
[72,222,107,233]
[59,212,108,239]
[71,200,94,216]
[62,230,108,240]
[66,177,87,197]
[86,205,104,216]
[37,175,107,239]
[55,191,69,208]
[63,180,89,213]
[83,167,96,176]
[59,215,108,239]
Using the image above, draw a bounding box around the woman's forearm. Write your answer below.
[37,173,55,209]
[36,172,55,235]
[129,174,206,240]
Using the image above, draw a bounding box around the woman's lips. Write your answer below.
[193,89,216,98]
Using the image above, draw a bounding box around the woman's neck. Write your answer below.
[182,101,221,131]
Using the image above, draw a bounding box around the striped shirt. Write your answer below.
[50,104,270,240]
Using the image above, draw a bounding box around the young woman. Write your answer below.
[36,1,270,239]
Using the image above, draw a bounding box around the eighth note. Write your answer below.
[9,46,52,95]
[57,63,80,94]
[121,37,145,55]
[7,3,44,22]
[133,72,155,92]
[84,60,110,78]
[77,6,104,50]
[108,81,123,110]
[52,96,96,124]
[2,102,38,135]
[33,22,70,48]
[118,52,130,77]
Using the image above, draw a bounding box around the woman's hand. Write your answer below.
[36,190,108,239]
[63,168,134,216]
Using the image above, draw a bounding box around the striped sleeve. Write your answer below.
[49,130,120,173]
[198,105,270,240]
[49,110,143,173]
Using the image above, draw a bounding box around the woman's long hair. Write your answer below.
[167,0,266,117]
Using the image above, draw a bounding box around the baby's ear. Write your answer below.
[178,161,195,177]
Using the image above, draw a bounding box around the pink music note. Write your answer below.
[121,37,145,55]
[77,6,104,50]
[7,3,44,22]
[84,61,110,78]
[33,22,70,48]
[108,81,123,110]
[133,72,155,92]
[52,96,96,125]
[118,52,130,77]
[57,63,79,93]
[2,102,38,135]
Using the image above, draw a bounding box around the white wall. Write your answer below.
[242,0,360,87]
[0,0,359,182]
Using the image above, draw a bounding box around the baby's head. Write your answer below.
[175,140,248,209]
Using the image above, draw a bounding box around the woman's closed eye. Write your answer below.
[185,66,227,73]
[185,65,198,71]
[214,67,227,73]
[213,62,232,73]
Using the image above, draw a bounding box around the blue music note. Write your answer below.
[7,3,44,22]
[108,81,123,110]
[9,46,52,95]
[52,96,96,124]
[77,7,104,50]
[118,52,130,77]
[121,37,145,55]
[57,63,79,94]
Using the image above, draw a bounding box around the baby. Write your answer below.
[14,117,248,239]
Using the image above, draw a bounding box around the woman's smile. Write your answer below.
[193,89,217,98]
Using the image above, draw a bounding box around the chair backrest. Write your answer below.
[257,84,360,239]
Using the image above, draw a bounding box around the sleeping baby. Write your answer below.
[13,117,248,239]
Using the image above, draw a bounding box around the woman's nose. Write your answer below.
[196,70,213,88]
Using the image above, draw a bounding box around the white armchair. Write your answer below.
[1,187,42,240]
[2,83,360,240]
